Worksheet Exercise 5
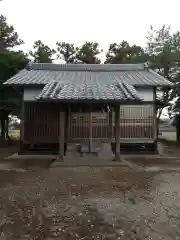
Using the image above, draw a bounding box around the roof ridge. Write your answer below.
[26,63,146,72]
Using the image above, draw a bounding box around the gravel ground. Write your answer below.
[0,167,179,240]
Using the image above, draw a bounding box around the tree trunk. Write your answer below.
[0,116,6,140]
[156,107,163,138]
[5,118,10,141]
[176,115,180,143]
[0,111,9,141]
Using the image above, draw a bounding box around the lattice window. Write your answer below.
[120,108,125,117]
[118,105,153,138]
[68,105,154,140]
[120,105,153,124]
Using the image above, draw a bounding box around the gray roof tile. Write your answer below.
[35,80,143,102]
[4,63,172,87]
[27,63,146,71]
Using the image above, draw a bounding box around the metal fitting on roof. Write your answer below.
[144,61,151,69]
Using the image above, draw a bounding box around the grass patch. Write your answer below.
[9,130,20,140]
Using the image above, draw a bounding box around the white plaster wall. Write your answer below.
[137,88,154,102]
[23,88,42,101]
[120,88,154,118]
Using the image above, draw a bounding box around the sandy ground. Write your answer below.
[0,144,180,239]
[0,167,179,240]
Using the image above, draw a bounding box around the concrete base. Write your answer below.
[51,157,127,167]
[5,153,127,167]
[124,154,180,160]
[5,153,57,161]
[4,152,180,171]
[7,152,180,162]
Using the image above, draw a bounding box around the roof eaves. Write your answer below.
[148,69,173,86]
[35,81,143,102]
[116,81,143,101]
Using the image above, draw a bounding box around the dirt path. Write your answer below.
[0,167,179,239]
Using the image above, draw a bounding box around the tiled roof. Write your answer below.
[27,63,146,71]
[35,80,142,102]
[4,63,172,86]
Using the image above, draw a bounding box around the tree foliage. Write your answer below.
[0,15,23,51]
[56,41,103,64]
[0,50,28,139]
[0,15,28,140]
[0,50,28,81]
[145,25,180,122]
[76,41,102,64]
[105,41,146,64]
[56,42,77,63]
[29,40,56,63]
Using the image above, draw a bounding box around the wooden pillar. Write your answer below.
[20,90,24,153]
[64,105,68,141]
[59,109,65,160]
[67,104,71,140]
[88,106,92,152]
[153,103,158,141]
[109,108,113,140]
[64,105,69,156]
[153,88,158,152]
[115,104,120,160]
[176,115,180,142]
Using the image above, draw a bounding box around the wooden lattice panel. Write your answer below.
[68,105,154,140]
[24,104,155,142]
[118,105,153,138]
[92,113,110,139]
[24,103,59,142]
[69,113,89,139]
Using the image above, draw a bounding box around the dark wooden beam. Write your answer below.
[153,87,158,148]
[67,104,71,141]
[64,105,68,142]
[20,90,24,153]
[109,109,113,140]
[114,104,120,161]
[59,109,65,160]
[88,105,92,153]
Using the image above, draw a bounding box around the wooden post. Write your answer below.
[64,105,68,141]
[64,105,69,156]
[59,109,65,160]
[153,104,157,141]
[67,104,71,140]
[109,108,113,140]
[88,106,92,153]
[20,90,24,153]
[153,88,158,152]
[115,104,120,161]
[176,115,180,142]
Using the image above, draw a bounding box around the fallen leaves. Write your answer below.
[0,167,177,239]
